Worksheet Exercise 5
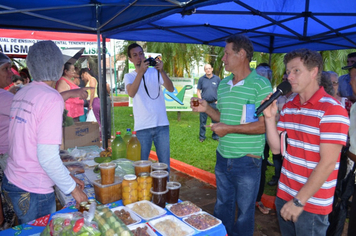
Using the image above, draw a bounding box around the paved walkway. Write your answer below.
[169,168,282,236]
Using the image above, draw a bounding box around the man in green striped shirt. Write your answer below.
[191,34,272,236]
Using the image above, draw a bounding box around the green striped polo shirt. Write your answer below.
[216,69,272,158]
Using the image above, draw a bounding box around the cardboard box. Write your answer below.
[61,122,100,150]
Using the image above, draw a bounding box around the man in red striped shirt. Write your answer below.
[263,49,349,236]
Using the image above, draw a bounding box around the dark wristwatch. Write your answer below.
[293,197,304,207]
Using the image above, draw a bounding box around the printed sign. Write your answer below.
[0,37,109,56]
[128,77,194,112]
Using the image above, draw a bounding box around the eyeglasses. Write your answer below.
[332,81,338,85]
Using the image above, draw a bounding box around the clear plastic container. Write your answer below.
[98,162,116,185]
[122,174,138,206]
[133,160,152,176]
[151,162,168,172]
[150,170,169,192]
[166,182,181,204]
[92,176,123,204]
[150,188,168,208]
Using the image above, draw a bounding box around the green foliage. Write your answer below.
[321,49,354,75]
[62,109,74,127]
[252,49,355,88]
[147,42,204,77]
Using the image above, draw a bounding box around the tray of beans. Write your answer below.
[110,206,141,226]
[183,211,221,231]
[128,223,157,236]
[166,201,201,218]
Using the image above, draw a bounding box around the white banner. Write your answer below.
[0,37,109,56]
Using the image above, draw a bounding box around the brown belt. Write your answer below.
[246,154,262,159]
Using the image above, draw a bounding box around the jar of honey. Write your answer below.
[79,201,88,213]
[137,172,153,201]
[122,174,138,206]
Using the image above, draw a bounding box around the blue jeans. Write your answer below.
[199,103,219,140]
[213,151,261,236]
[136,125,170,172]
[275,197,329,236]
[2,175,56,224]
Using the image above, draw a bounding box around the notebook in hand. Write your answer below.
[240,104,259,124]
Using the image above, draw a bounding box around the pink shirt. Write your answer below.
[5,81,64,194]
[56,77,84,118]
[0,89,14,154]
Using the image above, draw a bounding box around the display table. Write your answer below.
[0,199,227,236]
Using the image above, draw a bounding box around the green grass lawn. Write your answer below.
[112,106,277,196]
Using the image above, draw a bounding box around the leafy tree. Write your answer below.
[147,42,204,77]
[320,49,354,75]
[116,40,355,88]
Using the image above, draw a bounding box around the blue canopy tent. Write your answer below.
[1,0,356,148]
[104,0,356,53]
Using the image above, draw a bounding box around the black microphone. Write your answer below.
[254,81,291,117]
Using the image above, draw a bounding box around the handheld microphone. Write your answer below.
[254,81,291,117]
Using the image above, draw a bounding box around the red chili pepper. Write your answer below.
[73,218,84,233]
[63,218,71,227]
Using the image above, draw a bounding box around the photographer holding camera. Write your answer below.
[124,43,174,170]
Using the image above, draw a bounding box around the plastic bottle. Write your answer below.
[111,131,126,160]
[126,131,141,162]
[123,128,132,146]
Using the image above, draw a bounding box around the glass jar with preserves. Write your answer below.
[137,172,153,201]
[122,174,138,205]
[79,201,88,213]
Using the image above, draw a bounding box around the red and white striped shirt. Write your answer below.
[277,87,349,215]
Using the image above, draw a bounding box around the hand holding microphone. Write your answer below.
[254,81,291,117]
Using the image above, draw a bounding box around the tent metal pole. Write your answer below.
[268,36,274,65]
[108,50,114,139]
[303,0,310,37]
[101,37,109,149]
[95,4,108,149]
[99,0,138,30]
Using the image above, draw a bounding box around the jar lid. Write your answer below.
[124,174,137,180]
[150,170,169,178]
[133,160,152,167]
[167,181,181,190]
[151,162,168,168]
[138,172,150,178]
[150,187,169,195]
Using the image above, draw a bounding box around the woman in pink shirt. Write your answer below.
[56,62,84,121]
[2,41,88,225]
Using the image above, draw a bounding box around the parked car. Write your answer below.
[112,82,125,93]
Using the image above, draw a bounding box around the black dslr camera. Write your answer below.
[144,57,157,67]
